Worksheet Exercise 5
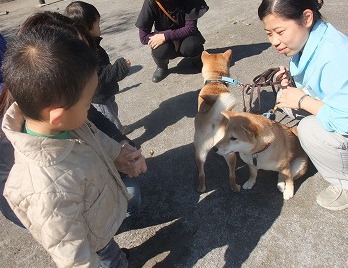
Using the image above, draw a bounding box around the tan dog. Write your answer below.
[194,49,240,193]
[213,111,308,200]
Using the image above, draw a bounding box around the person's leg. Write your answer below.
[116,176,141,234]
[298,116,348,210]
[179,35,205,71]
[97,239,128,268]
[103,96,130,135]
[179,35,205,57]
[151,42,177,83]
[122,176,141,218]
[92,99,125,132]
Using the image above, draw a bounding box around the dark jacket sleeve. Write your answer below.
[93,43,130,104]
[162,20,197,41]
[87,105,139,148]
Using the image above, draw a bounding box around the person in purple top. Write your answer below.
[135,0,209,83]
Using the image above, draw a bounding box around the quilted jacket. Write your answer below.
[2,103,131,267]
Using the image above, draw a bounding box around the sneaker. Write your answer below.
[316,185,348,211]
[119,125,131,135]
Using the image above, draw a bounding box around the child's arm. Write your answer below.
[87,105,138,148]
[92,57,130,104]
[99,57,130,85]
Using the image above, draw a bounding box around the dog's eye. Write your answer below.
[230,136,237,141]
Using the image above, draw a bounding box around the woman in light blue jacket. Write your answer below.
[258,0,348,210]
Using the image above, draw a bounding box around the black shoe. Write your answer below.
[152,67,169,83]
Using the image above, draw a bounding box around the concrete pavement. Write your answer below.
[1,0,348,267]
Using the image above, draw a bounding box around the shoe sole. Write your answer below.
[316,200,348,211]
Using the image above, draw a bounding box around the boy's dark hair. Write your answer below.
[258,0,324,24]
[65,1,100,31]
[2,25,97,120]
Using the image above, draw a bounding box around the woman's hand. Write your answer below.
[276,86,306,109]
[148,33,165,49]
[275,66,290,88]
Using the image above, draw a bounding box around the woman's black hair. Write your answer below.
[258,0,324,24]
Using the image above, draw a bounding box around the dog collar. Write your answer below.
[252,142,271,166]
[204,76,242,86]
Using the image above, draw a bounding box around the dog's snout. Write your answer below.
[212,146,218,152]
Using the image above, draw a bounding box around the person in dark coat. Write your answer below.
[66,1,131,134]
[135,0,209,82]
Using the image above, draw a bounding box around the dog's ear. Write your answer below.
[201,50,209,61]
[223,49,232,62]
[241,124,256,140]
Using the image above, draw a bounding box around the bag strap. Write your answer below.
[155,0,179,25]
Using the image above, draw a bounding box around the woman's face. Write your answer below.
[262,11,313,57]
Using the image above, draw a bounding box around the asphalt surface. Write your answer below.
[1,0,348,267]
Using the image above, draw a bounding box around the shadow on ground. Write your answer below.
[124,143,291,267]
[129,89,199,145]
[124,135,317,267]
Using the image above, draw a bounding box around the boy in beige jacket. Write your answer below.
[2,25,145,267]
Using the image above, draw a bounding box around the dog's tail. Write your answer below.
[218,92,238,112]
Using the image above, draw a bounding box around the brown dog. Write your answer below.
[194,49,240,193]
[213,111,308,199]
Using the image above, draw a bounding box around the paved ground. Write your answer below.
[1,0,348,267]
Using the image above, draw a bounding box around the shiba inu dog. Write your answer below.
[194,49,240,193]
[213,111,308,200]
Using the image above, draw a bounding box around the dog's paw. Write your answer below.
[277,182,286,193]
[283,189,294,200]
[231,184,241,192]
[242,181,255,190]
[198,184,206,193]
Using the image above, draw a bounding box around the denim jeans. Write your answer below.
[97,238,128,268]
[97,177,140,267]
[92,96,123,129]
[122,176,141,218]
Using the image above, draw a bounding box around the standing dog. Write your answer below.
[194,49,240,193]
[213,111,308,200]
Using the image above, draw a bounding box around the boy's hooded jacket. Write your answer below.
[2,103,131,268]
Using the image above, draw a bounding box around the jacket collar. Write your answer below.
[2,103,77,166]
[290,20,328,76]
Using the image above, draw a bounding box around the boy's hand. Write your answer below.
[114,142,147,177]
[125,59,131,67]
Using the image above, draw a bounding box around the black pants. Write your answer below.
[152,35,204,60]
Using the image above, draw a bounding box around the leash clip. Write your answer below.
[220,76,243,86]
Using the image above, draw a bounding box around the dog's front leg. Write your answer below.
[195,153,208,193]
[278,168,294,200]
[243,164,258,189]
[223,153,240,192]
